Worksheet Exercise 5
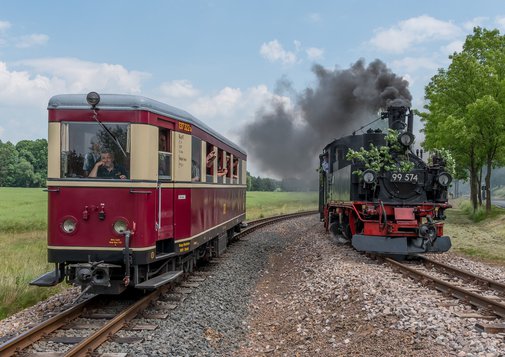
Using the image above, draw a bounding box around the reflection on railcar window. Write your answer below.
[60,122,130,179]
[158,129,172,180]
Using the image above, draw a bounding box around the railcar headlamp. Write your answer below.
[113,219,128,234]
[86,91,101,107]
[363,169,377,184]
[62,218,77,234]
[398,132,415,147]
[437,172,452,187]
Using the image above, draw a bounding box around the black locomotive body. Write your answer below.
[319,106,452,255]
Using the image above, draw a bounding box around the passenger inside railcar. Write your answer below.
[217,149,228,179]
[88,149,128,179]
[232,157,239,181]
[60,122,130,179]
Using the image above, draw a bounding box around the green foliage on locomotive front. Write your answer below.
[345,129,414,176]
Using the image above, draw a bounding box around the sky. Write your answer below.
[1,0,505,176]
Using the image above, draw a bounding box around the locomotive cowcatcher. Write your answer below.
[31,92,247,294]
[319,106,452,255]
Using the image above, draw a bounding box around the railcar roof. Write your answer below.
[48,93,246,155]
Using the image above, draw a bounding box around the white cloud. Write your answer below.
[370,15,461,53]
[392,57,440,73]
[0,58,150,143]
[441,40,464,56]
[0,21,11,32]
[18,57,149,94]
[160,79,199,98]
[496,16,505,30]
[307,13,321,23]
[306,47,324,60]
[260,40,297,65]
[16,34,49,48]
[464,16,489,31]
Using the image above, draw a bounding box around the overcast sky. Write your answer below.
[1,0,505,175]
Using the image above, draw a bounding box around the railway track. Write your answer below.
[383,254,505,331]
[0,210,317,357]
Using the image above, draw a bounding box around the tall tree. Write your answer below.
[421,27,505,211]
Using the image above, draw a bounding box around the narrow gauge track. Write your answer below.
[383,255,505,319]
[0,210,317,357]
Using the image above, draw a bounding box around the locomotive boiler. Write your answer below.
[319,106,452,255]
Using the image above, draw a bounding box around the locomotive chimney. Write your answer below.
[382,106,409,131]
[407,109,414,134]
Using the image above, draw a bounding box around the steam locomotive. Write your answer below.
[319,106,452,255]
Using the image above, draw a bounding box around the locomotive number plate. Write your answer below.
[390,172,420,183]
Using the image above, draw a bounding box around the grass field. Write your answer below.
[444,199,505,264]
[246,191,318,220]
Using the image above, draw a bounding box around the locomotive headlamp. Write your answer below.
[363,169,377,184]
[437,172,452,187]
[397,132,415,147]
[62,217,77,234]
[86,91,101,107]
[113,219,128,234]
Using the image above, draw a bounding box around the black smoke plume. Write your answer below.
[240,59,411,184]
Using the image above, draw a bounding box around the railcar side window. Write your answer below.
[191,137,201,182]
[206,143,216,183]
[158,129,172,180]
[60,122,130,179]
[232,157,239,184]
[217,148,226,183]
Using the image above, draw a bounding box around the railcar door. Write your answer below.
[157,126,175,243]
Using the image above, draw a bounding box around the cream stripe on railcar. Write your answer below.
[130,124,158,181]
[47,122,61,179]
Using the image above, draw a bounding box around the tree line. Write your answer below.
[0,139,48,187]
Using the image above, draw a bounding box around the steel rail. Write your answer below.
[64,286,169,357]
[385,257,505,318]
[0,296,97,356]
[239,211,318,238]
[418,255,505,294]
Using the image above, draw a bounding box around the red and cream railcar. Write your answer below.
[32,92,247,294]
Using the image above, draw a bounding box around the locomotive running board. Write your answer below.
[135,270,184,290]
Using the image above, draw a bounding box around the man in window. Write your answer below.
[88,150,128,179]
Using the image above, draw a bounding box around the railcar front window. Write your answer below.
[60,122,130,179]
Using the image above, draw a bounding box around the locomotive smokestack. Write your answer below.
[407,110,414,134]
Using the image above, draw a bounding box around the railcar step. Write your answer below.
[135,270,183,289]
